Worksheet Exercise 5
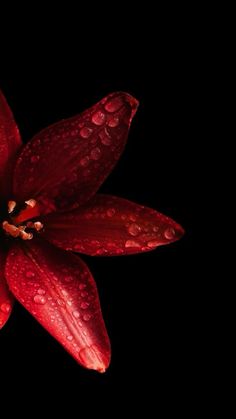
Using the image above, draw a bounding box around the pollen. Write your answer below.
[1,199,43,240]
[8,200,16,214]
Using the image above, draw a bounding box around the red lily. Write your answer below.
[0,90,184,372]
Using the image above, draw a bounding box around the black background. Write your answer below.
[0,15,198,411]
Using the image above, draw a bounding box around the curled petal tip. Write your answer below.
[172,222,185,242]
[78,344,111,373]
[119,91,139,121]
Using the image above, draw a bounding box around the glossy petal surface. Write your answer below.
[42,195,184,256]
[0,249,14,329]
[0,90,22,198]
[13,92,138,213]
[5,240,110,372]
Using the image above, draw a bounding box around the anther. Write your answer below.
[25,199,36,208]
[2,221,20,238]
[21,231,33,240]
[8,201,16,214]
[33,221,44,231]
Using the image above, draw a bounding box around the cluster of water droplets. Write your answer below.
[8,247,103,363]
[17,94,131,211]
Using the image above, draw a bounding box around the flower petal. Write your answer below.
[42,195,184,256]
[0,90,22,198]
[0,249,14,329]
[13,92,138,214]
[5,240,110,372]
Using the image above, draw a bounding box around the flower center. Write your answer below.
[1,199,43,240]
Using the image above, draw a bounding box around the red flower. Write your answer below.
[0,90,184,372]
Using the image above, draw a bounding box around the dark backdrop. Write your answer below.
[0,21,198,411]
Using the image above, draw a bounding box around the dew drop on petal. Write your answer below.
[79,156,90,167]
[64,275,74,283]
[83,313,92,321]
[57,299,65,307]
[108,116,119,127]
[80,301,90,309]
[153,226,159,232]
[128,223,141,236]
[99,130,112,146]
[67,335,73,341]
[125,240,141,248]
[73,310,81,319]
[92,111,106,126]
[30,155,40,163]
[0,303,11,314]
[37,288,46,295]
[107,208,116,217]
[33,295,46,305]
[26,271,35,278]
[79,284,86,290]
[105,97,123,113]
[147,240,160,248]
[80,127,93,138]
[90,147,101,160]
[164,227,176,240]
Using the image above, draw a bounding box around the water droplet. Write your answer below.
[0,302,11,314]
[33,295,46,305]
[105,97,123,112]
[147,240,160,248]
[73,310,80,319]
[67,335,73,341]
[153,226,159,232]
[92,111,106,126]
[80,156,90,167]
[80,301,90,309]
[30,155,40,163]
[81,291,88,298]
[125,240,141,248]
[108,116,119,127]
[90,147,101,160]
[107,208,116,217]
[37,288,46,295]
[26,271,35,278]
[80,127,93,138]
[128,223,141,236]
[129,214,137,222]
[83,313,92,321]
[99,129,112,146]
[57,299,65,307]
[164,227,176,240]
[64,275,74,283]
[79,284,86,290]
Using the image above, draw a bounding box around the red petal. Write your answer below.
[42,195,184,256]
[5,240,110,372]
[13,92,138,214]
[0,249,14,329]
[0,90,22,198]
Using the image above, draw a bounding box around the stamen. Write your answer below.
[2,199,43,240]
[2,221,20,238]
[21,231,33,240]
[25,199,36,208]
[8,201,16,214]
[33,221,44,231]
